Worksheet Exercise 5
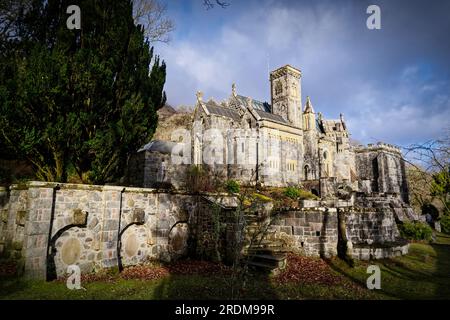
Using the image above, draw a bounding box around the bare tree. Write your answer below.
[0,0,31,47]
[203,0,229,10]
[132,0,174,43]
[403,132,450,214]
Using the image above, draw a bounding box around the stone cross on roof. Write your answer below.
[196,91,203,102]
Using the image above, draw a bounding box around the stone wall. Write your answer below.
[0,182,409,280]
[355,144,409,203]
[271,208,338,257]
[345,209,400,244]
[0,182,197,279]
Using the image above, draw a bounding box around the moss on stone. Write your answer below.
[252,193,273,203]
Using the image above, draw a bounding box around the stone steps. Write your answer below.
[243,213,288,274]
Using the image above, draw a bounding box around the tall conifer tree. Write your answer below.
[0,0,166,183]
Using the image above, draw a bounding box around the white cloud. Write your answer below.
[155,1,450,146]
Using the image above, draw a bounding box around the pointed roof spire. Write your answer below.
[304,96,314,113]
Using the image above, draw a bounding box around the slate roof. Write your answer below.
[203,100,241,121]
[138,140,179,154]
[255,109,288,124]
[200,94,290,126]
[236,95,271,113]
[321,119,346,133]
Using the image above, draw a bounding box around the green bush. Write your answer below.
[399,221,433,241]
[440,215,450,234]
[225,180,240,194]
[283,187,301,199]
[283,187,318,200]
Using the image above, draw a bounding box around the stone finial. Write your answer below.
[340,113,345,123]
[196,91,203,102]
[247,96,253,109]
[232,83,237,96]
[304,96,314,113]
[318,112,323,121]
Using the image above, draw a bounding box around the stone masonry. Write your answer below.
[0,181,410,279]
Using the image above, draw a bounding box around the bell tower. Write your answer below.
[270,65,302,128]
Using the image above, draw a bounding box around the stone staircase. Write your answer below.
[242,213,288,274]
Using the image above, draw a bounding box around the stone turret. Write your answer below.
[303,96,316,131]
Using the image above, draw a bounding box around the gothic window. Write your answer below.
[275,81,282,95]
[304,165,310,180]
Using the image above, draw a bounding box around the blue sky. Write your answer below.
[153,0,450,146]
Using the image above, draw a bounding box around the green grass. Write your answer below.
[1,233,450,300]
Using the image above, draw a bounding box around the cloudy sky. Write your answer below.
[153,0,450,146]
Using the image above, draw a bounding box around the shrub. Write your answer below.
[225,180,240,194]
[399,221,433,241]
[186,165,214,193]
[283,187,318,200]
[440,215,450,234]
[297,189,319,200]
[252,193,272,203]
[283,187,301,199]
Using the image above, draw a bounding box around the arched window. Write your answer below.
[304,165,310,180]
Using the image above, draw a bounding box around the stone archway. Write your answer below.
[47,209,89,281]
[119,224,151,267]
[304,165,310,180]
[52,227,96,279]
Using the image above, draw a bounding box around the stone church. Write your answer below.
[132,65,409,202]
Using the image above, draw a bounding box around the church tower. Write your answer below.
[270,65,302,128]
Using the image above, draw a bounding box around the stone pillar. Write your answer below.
[99,186,123,269]
[23,183,56,279]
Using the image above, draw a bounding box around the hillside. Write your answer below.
[153,105,193,141]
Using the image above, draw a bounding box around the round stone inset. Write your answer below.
[60,237,81,265]
[124,233,139,257]
[169,223,189,254]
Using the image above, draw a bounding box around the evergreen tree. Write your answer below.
[0,0,166,183]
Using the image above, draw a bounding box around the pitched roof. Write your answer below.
[254,109,288,124]
[203,100,241,121]
[138,140,179,154]
[235,95,271,113]
[320,119,346,133]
